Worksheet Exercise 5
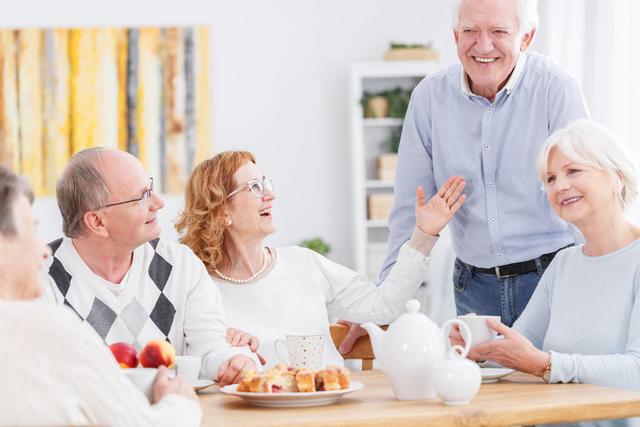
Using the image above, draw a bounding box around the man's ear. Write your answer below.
[453,29,460,45]
[83,211,109,238]
[520,28,537,52]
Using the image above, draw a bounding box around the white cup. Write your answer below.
[175,355,201,385]
[124,368,158,402]
[457,315,501,346]
[274,334,325,370]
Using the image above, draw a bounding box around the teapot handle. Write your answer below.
[441,319,472,358]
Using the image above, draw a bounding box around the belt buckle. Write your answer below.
[494,266,517,279]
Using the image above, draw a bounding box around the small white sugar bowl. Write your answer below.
[433,345,481,405]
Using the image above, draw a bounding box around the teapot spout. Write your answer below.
[361,322,385,364]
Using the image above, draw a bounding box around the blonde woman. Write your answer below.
[176,151,466,367]
[451,120,640,414]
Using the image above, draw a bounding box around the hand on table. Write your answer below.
[217,354,258,387]
[416,176,466,237]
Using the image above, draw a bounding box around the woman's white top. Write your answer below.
[213,227,436,367]
[0,299,201,427]
[514,240,640,427]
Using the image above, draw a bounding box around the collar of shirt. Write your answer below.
[460,52,528,99]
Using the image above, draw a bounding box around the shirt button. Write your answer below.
[484,145,490,150]
[498,253,504,257]
[487,182,493,188]
[488,107,493,112]
[490,218,496,224]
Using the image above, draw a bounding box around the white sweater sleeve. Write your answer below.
[549,275,640,387]
[317,227,436,324]
[42,307,202,427]
[182,252,260,379]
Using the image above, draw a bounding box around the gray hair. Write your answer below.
[56,147,110,238]
[536,120,639,209]
[0,166,33,236]
[451,0,539,34]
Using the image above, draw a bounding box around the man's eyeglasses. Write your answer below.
[226,176,274,199]
[97,177,154,209]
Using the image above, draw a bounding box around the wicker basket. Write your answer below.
[368,193,394,220]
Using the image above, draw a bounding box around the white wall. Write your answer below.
[2,0,458,267]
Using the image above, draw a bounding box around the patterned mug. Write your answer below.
[274,334,325,370]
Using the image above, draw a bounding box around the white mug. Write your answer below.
[274,334,325,370]
[457,315,501,346]
[124,368,158,402]
[175,355,201,385]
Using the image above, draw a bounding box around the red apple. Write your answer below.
[139,340,175,368]
[109,342,138,368]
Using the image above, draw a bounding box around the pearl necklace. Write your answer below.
[213,248,268,284]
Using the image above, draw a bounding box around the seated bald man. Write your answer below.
[42,147,258,385]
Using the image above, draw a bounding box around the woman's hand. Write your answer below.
[468,319,549,375]
[415,176,466,237]
[152,365,199,403]
[226,327,266,365]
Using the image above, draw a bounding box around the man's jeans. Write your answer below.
[453,257,548,327]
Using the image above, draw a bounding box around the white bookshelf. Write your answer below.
[350,61,438,279]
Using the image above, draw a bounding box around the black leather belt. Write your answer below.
[468,245,573,278]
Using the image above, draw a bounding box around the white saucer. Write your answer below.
[192,379,215,392]
[220,381,364,408]
[481,368,514,383]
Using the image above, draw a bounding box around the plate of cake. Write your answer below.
[220,364,364,408]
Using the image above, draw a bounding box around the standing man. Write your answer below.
[382,0,589,326]
[340,0,589,353]
[43,147,258,385]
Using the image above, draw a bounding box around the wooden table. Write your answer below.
[199,370,640,426]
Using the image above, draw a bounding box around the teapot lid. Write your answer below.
[388,299,438,332]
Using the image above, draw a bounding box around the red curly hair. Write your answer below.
[176,151,256,274]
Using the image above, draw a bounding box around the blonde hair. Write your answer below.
[176,151,256,273]
[536,119,639,209]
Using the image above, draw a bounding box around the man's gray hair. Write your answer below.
[451,0,539,34]
[56,147,110,238]
[0,166,33,236]
[537,119,639,210]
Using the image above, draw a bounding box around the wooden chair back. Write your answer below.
[329,323,385,371]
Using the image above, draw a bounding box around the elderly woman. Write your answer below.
[0,166,201,426]
[176,151,465,367]
[454,121,640,410]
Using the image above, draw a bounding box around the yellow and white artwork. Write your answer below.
[0,27,211,195]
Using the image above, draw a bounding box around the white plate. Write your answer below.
[193,379,215,392]
[481,368,514,383]
[220,381,364,408]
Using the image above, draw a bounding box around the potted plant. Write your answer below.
[299,237,331,257]
[361,91,389,118]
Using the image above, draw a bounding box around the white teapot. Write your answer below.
[361,299,471,400]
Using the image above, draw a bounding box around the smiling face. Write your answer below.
[454,0,535,100]
[98,151,165,248]
[225,161,276,241]
[544,149,620,226]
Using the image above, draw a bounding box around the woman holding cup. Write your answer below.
[451,120,640,397]
[0,166,200,426]
[176,151,465,368]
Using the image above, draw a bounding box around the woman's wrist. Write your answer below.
[530,349,551,376]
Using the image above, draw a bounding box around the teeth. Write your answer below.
[561,197,582,206]
[259,208,270,216]
[475,57,497,63]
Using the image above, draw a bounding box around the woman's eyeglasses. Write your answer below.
[226,177,274,199]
